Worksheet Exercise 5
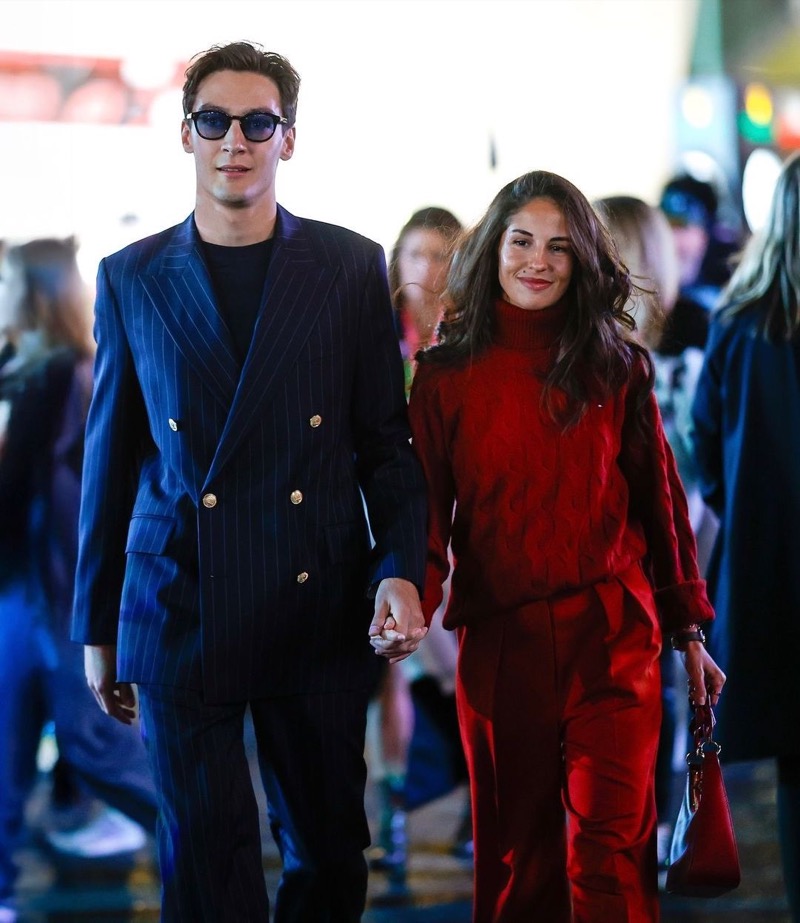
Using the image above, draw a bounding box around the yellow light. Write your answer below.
[681,85,714,129]
[744,83,773,126]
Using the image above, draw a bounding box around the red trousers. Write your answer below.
[456,563,662,922]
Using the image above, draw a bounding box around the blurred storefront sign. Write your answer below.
[0,51,184,124]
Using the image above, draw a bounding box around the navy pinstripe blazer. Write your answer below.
[72,206,427,702]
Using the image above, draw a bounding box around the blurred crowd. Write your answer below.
[1,149,799,923]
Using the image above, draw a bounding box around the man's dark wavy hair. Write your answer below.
[182,41,300,127]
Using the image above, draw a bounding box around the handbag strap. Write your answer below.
[686,703,720,812]
[689,702,720,756]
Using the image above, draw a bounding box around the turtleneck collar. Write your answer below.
[494,298,569,350]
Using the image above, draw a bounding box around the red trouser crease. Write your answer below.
[456,562,662,923]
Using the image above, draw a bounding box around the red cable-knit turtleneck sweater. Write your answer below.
[408,299,714,634]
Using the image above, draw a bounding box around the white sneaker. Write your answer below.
[46,806,147,858]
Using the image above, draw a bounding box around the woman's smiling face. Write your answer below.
[498,197,573,310]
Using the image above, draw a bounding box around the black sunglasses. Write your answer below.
[186,109,288,143]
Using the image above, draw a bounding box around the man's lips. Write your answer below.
[218,165,249,174]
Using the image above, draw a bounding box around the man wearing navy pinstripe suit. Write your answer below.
[72,42,428,922]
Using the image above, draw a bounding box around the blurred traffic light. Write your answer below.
[738,82,774,145]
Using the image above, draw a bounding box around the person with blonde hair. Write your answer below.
[693,150,800,921]
[596,194,717,868]
[594,195,677,349]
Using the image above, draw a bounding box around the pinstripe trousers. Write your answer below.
[138,685,371,923]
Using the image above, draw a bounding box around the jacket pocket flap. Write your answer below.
[126,515,175,555]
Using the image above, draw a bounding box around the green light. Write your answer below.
[738,111,773,145]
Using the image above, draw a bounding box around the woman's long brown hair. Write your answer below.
[419,170,653,427]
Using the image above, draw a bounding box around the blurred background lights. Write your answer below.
[776,90,800,148]
[738,82,774,144]
[681,84,715,129]
[148,87,184,131]
[0,70,62,120]
[744,82,774,125]
[678,149,725,184]
[782,94,800,132]
[60,78,129,123]
[121,55,180,92]
[741,147,782,232]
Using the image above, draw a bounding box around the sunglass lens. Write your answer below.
[195,111,230,139]
[242,114,277,141]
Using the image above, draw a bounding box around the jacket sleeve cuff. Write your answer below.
[366,561,425,602]
[654,579,715,634]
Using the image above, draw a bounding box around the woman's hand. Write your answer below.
[681,642,726,706]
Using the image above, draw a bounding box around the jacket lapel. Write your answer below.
[205,206,337,483]
[142,216,240,410]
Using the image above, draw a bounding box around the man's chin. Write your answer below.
[216,194,251,210]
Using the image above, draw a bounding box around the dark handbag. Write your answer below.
[665,702,741,897]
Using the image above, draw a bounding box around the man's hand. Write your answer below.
[84,644,137,725]
[368,577,427,664]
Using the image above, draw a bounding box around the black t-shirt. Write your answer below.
[201,238,274,361]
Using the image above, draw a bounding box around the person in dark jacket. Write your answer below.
[692,151,800,922]
[0,238,157,923]
[72,42,427,923]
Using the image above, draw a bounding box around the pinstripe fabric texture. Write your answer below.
[138,685,371,920]
[72,205,428,702]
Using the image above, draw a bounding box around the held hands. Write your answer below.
[84,644,138,725]
[681,642,727,707]
[368,577,428,664]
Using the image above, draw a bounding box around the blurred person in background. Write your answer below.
[660,175,717,311]
[659,174,733,323]
[595,195,717,869]
[367,207,471,880]
[658,174,743,362]
[0,242,11,374]
[0,238,157,923]
[408,170,725,922]
[390,207,464,393]
[692,151,800,922]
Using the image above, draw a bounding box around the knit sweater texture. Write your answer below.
[408,299,713,634]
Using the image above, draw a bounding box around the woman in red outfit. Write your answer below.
[407,171,726,923]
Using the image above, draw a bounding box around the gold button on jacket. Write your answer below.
[309,414,322,428]
[296,571,309,584]
[290,490,303,505]
[168,418,179,432]
[202,493,217,509]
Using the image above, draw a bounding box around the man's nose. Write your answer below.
[222,121,247,151]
